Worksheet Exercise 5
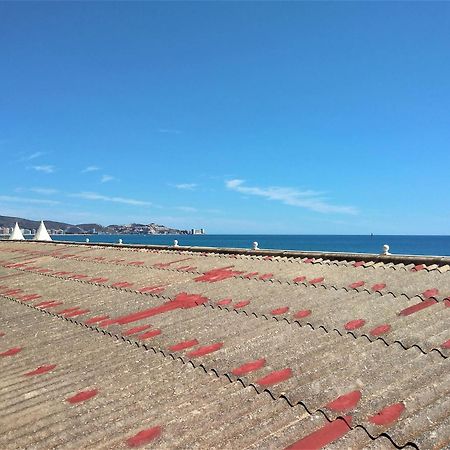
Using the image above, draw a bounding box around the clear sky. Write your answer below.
[1,2,449,234]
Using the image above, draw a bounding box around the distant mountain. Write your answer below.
[0,215,189,235]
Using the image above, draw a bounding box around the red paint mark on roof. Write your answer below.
[41,301,64,309]
[111,281,134,288]
[4,289,23,296]
[444,299,450,307]
[371,283,386,292]
[293,276,306,283]
[234,300,251,309]
[123,324,152,336]
[263,256,273,260]
[422,288,439,299]
[24,364,56,376]
[108,292,209,326]
[168,339,199,352]
[154,258,192,268]
[309,277,324,284]
[187,342,223,358]
[256,368,293,386]
[126,426,162,448]
[326,391,361,412]
[217,298,232,306]
[66,389,98,404]
[1,347,22,357]
[53,271,73,276]
[441,339,450,349]
[139,285,165,294]
[69,274,89,280]
[89,277,109,283]
[194,266,243,283]
[128,261,145,266]
[344,319,366,331]
[285,416,352,450]
[244,272,259,279]
[20,294,42,302]
[64,309,90,318]
[232,358,266,376]
[399,299,437,316]
[271,306,290,315]
[0,332,4,337]
[303,258,314,264]
[58,307,80,315]
[294,309,311,319]
[412,264,425,272]
[349,281,365,289]
[370,324,391,336]
[353,261,365,267]
[259,273,273,280]
[85,315,109,325]
[139,329,162,340]
[369,403,405,426]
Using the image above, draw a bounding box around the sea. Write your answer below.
[50,234,450,257]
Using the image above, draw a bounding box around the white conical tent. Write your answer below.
[34,221,52,241]
[9,222,25,240]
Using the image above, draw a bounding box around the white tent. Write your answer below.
[9,222,25,240]
[34,221,52,241]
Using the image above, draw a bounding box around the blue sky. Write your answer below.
[1,2,449,234]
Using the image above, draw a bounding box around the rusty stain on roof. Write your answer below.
[0,240,449,449]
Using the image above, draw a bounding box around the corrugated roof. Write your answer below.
[0,240,449,449]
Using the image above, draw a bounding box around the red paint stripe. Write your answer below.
[0,332,5,337]
[353,261,365,267]
[370,324,391,336]
[244,272,259,279]
[234,300,251,309]
[168,339,199,352]
[399,299,437,316]
[58,307,80,315]
[20,294,42,302]
[441,339,450,349]
[294,309,311,319]
[303,258,314,263]
[284,416,352,450]
[217,298,232,306]
[444,299,450,307]
[326,390,361,412]
[42,301,64,309]
[271,306,290,315]
[293,276,306,283]
[256,368,292,386]
[349,281,365,289]
[309,277,324,284]
[139,285,165,294]
[24,364,56,376]
[85,315,110,325]
[89,277,109,283]
[138,329,162,340]
[69,274,88,279]
[344,319,366,331]
[232,358,266,376]
[369,403,405,426]
[422,288,439,299]
[187,342,223,358]
[111,281,134,288]
[1,347,22,357]
[412,264,425,271]
[371,283,386,292]
[66,389,98,404]
[259,273,273,280]
[126,426,162,448]
[128,261,144,266]
[123,324,152,336]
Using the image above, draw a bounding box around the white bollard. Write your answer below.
[86,238,90,243]
[174,240,179,247]
[252,241,259,250]
[382,244,391,255]
[118,239,123,245]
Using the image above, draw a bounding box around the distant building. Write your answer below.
[191,228,205,235]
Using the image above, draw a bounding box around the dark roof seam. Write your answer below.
[0,293,421,449]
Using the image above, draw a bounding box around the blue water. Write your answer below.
[51,234,450,256]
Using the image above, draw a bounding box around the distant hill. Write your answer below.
[0,215,188,235]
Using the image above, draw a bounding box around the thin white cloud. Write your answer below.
[0,195,60,205]
[176,206,198,213]
[82,166,100,173]
[21,151,44,161]
[31,165,55,174]
[225,179,357,215]
[101,174,116,183]
[173,183,197,190]
[30,187,58,195]
[158,128,181,134]
[71,191,152,206]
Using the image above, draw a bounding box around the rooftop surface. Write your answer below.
[0,240,449,449]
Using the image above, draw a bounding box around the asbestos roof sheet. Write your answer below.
[0,240,449,449]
